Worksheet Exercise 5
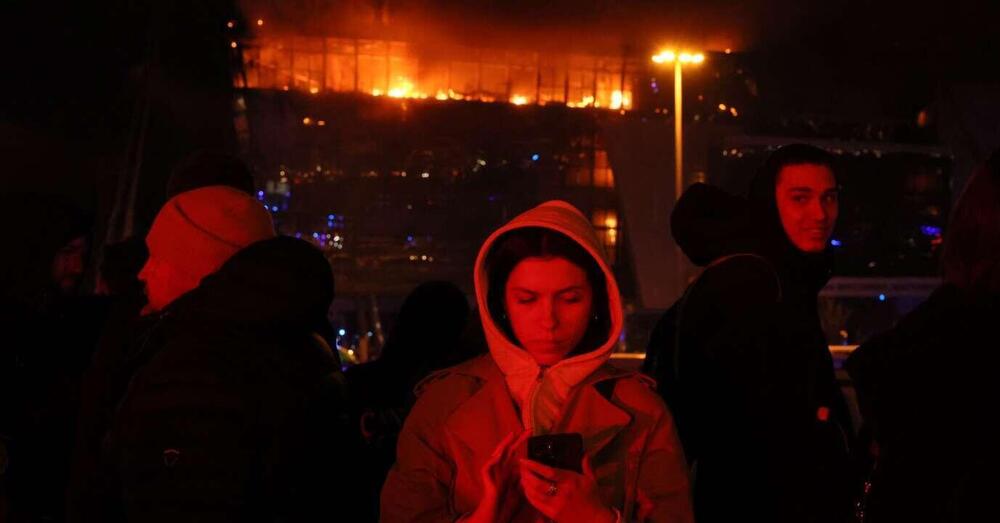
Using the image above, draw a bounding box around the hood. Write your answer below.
[473,200,623,433]
[172,236,334,336]
[671,183,765,267]
[673,180,834,298]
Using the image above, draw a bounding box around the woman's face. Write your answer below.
[504,256,594,366]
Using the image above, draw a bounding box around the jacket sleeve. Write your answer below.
[380,379,458,523]
[629,381,695,523]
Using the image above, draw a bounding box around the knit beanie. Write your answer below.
[146,185,275,282]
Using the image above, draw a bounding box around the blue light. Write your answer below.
[257,190,264,200]
[270,206,278,212]
[920,225,942,237]
[328,214,335,220]
[830,239,842,247]
[338,328,346,336]
[531,154,540,161]
[406,235,414,242]
[878,294,886,302]
[312,232,320,239]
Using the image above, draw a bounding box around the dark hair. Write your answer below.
[749,143,840,203]
[485,227,610,354]
[941,151,1000,292]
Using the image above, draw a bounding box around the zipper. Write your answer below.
[525,366,546,433]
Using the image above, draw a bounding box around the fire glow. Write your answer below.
[240,36,637,110]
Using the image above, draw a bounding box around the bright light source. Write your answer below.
[309,87,319,94]
[730,107,739,117]
[230,41,238,49]
[256,18,264,26]
[317,120,326,126]
[338,329,347,336]
[226,21,235,28]
[421,172,430,179]
[605,216,618,228]
[725,48,732,54]
[302,117,312,125]
[693,53,705,64]
[718,103,727,111]
[878,294,886,302]
[652,50,676,63]
[510,95,529,106]
[679,52,693,63]
[531,154,540,161]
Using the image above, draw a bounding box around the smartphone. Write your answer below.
[527,432,584,473]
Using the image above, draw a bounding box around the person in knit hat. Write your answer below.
[77,227,357,519]
[138,185,275,314]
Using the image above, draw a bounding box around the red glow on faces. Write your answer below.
[504,257,594,366]
[775,164,839,254]
[137,255,200,315]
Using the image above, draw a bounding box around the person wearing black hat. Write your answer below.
[645,144,854,522]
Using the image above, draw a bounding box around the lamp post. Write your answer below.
[651,50,704,201]
[652,49,704,298]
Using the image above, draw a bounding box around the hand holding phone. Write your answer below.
[527,432,584,473]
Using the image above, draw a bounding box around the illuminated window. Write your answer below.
[591,209,619,263]
[593,150,615,188]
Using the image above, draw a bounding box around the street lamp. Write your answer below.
[651,49,704,201]
[653,49,704,298]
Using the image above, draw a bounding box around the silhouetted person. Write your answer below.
[0,193,104,522]
[846,152,1000,522]
[80,186,355,522]
[645,144,854,522]
[69,151,258,520]
[345,280,471,521]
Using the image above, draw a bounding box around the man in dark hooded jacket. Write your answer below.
[78,187,354,522]
[646,144,854,522]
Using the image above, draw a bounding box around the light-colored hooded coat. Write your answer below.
[381,201,693,522]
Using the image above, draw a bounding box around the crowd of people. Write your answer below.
[1,144,997,522]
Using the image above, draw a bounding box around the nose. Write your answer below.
[808,197,829,223]
[538,299,558,331]
[137,260,152,283]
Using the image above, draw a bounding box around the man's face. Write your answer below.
[774,163,839,254]
[137,254,199,315]
[51,236,87,294]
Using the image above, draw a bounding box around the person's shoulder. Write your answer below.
[693,254,781,307]
[594,366,670,419]
[408,355,494,420]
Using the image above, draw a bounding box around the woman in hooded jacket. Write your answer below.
[381,201,693,523]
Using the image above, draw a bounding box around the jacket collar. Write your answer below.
[445,356,633,462]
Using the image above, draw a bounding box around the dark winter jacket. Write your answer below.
[646,183,854,523]
[846,285,1000,523]
[82,236,354,522]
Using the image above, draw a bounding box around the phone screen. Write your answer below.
[527,432,584,473]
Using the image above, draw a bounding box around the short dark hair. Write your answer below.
[941,151,1000,292]
[750,143,839,201]
[485,227,610,354]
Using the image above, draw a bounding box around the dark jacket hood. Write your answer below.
[671,183,765,267]
[672,181,834,299]
[170,236,334,336]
